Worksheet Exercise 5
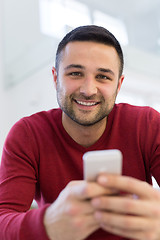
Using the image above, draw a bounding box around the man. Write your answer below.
[0,25,160,240]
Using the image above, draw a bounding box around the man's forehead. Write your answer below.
[63,40,114,50]
[61,41,118,60]
[59,41,120,70]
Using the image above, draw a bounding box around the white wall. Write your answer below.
[0,62,58,157]
[0,0,58,156]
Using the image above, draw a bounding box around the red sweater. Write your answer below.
[0,103,160,240]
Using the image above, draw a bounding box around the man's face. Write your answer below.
[54,41,124,126]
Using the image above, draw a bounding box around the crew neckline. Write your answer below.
[53,107,116,153]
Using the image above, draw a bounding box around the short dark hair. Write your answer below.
[55,25,124,77]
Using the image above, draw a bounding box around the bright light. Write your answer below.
[64,0,91,28]
[39,0,66,38]
[94,10,128,46]
[39,0,91,39]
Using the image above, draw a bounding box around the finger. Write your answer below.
[100,224,152,240]
[67,181,117,200]
[91,196,160,217]
[97,174,160,200]
[65,199,95,216]
[94,211,152,231]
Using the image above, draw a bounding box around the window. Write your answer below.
[39,0,91,38]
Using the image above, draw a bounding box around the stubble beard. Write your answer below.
[56,88,117,127]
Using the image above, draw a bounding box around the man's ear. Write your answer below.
[117,74,124,94]
[52,67,58,89]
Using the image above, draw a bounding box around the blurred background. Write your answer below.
[0,0,160,162]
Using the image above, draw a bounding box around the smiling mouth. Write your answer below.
[74,99,99,106]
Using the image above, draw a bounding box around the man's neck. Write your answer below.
[62,113,107,147]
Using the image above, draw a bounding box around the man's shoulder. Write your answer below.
[113,103,160,122]
[10,108,62,134]
[22,108,62,123]
[115,103,159,114]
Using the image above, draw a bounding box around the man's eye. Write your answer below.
[96,74,110,80]
[69,72,82,76]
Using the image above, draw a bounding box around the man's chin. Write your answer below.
[62,107,108,126]
[70,115,107,127]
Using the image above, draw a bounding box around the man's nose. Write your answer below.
[79,77,97,96]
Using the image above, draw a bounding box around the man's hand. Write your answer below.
[91,174,160,240]
[43,180,114,240]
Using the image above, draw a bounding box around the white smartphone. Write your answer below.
[83,149,122,181]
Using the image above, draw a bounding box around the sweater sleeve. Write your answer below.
[0,119,50,240]
[144,108,160,184]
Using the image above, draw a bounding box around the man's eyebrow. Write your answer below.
[64,64,85,70]
[64,65,115,76]
[97,68,115,76]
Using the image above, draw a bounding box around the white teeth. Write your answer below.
[76,100,97,106]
